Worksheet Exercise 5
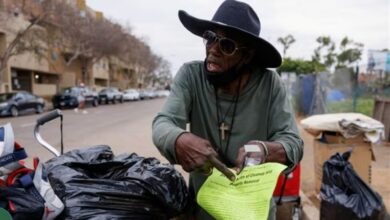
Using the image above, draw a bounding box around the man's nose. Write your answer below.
[207,40,221,55]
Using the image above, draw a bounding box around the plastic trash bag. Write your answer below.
[0,186,44,220]
[320,151,389,220]
[45,145,189,219]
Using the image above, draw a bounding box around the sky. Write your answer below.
[86,0,389,76]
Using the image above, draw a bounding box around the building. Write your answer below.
[0,0,149,99]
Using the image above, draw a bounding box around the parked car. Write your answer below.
[98,87,124,104]
[123,89,140,101]
[155,90,170,97]
[0,91,45,117]
[139,89,157,100]
[52,86,99,109]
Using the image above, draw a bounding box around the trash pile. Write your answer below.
[0,123,189,219]
[45,145,189,219]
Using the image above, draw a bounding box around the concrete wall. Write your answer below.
[33,83,56,97]
[9,52,51,73]
[92,58,109,80]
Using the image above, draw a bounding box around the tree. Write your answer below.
[312,36,336,70]
[336,37,363,68]
[0,0,166,90]
[277,58,326,75]
[152,57,172,87]
[0,0,56,88]
[277,34,295,57]
[312,35,363,71]
[43,1,130,84]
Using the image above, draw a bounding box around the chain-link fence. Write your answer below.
[281,67,390,117]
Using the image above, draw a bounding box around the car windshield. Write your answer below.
[61,87,79,95]
[0,93,15,102]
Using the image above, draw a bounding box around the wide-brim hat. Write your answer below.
[178,0,282,68]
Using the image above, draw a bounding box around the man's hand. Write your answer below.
[175,132,218,172]
[235,140,267,174]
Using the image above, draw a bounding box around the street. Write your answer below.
[0,98,171,166]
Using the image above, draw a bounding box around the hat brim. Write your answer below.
[178,10,282,68]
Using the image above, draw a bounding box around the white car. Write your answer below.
[155,90,170,97]
[123,89,140,101]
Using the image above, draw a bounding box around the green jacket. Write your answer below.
[152,61,303,219]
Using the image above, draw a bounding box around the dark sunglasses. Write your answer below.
[202,30,246,56]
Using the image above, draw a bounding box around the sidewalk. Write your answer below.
[298,124,390,214]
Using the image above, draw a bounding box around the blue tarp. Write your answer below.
[327,90,345,101]
[300,75,315,115]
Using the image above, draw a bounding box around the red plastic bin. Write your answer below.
[273,164,300,201]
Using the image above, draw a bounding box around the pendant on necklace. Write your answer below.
[219,122,230,141]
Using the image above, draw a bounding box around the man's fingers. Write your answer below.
[236,155,247,174]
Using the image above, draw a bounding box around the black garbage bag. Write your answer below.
[45,145,189,219]
[0,186,44,220]
[320,151,389,220]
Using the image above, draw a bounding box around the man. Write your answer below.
[152,0,303,219]
[74,82,87,114]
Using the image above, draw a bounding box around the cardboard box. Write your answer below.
[313,133,374,193]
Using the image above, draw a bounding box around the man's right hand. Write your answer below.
[175,132,218,172]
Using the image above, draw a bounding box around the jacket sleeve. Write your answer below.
[267,71,304,172]
[152,65,192,164]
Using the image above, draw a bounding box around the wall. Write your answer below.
[33,83,56,97]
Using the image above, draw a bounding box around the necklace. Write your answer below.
[214,76,243,155]
[216,94,236,141]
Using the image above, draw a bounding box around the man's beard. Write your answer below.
[203,58,245,88]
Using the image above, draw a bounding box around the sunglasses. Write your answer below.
[202,30,246,56]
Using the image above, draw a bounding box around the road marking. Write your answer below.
[20,122,35,128]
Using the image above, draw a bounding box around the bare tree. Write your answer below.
[277,34,295,57]
[0,0,168,90]
[0,0,55,88]
[44,2,130,83]
[154,57,172,88]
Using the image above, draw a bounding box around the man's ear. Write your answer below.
[243,49,256,64]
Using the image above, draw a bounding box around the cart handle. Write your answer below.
[37,109,62,125]
[34,109,63,157]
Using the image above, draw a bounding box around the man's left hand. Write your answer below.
[235,140,267,173]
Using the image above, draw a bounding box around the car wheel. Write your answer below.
[93,98,98,107]
[10,106,18,117]
[35,104,44,114]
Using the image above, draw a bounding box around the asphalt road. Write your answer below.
[0,98,172,167]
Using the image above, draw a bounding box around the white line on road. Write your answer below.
[20,122,35,128]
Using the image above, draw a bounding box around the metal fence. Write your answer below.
[281,67,390,117]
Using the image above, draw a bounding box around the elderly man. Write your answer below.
[152,0,303,219]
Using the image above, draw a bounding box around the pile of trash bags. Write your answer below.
[45,145,189,219]
[0,122,189,220]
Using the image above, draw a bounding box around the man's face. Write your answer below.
[204,29,247,73]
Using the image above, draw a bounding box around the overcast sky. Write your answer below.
[86,0,389,75]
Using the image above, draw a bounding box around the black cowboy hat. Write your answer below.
[178,0,282,68]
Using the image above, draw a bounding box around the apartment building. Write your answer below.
[0,0,145,98]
